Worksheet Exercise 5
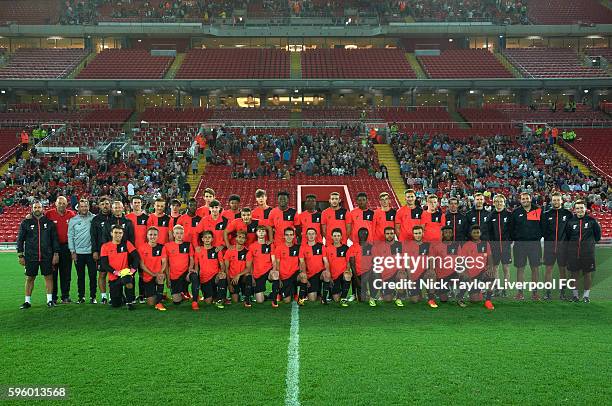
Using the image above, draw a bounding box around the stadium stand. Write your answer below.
[457,108,515,130]
[488,104,611,125]
[175,49,290,79]
[527,0,612,24]
[0,48,89,79]
[584,47,612,63]
[561,129,612,178]
[0,0,60,25]
[140,108,214,124]
[211,108,291,121]
[77,49,174,79]
[417,49,514,79]
[503,48,610,78]
[0,128,22,160]
[301,49,416,79]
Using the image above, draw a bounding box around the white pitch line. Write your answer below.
[285,301,301,406]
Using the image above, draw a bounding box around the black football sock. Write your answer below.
[271,280,280,302]
[189,273,200,302]
[299,282,308,299]
[457,289,466,300]
[155,284,164,304]
[321,281,330,300]
[242,278,252,304]
[427,291,436,301]
[340,279,350,300]
[217,279,228,302]
[546,288,552,296]
[485,291,493,300]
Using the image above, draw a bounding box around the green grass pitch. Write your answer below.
[1,250,611,405]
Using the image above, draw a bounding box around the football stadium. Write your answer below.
[0,0,611,404]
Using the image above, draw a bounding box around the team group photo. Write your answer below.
[1,0,611,404]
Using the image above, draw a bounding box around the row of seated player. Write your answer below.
[417,49,513,79]
[560,128,612,178]
[77,49,174,79]
[301,49,416,79]
[175,49,289,79]
[0,0,60,25]
[503,48,609,78]
[0,48,88,79]
[527,0,612,24]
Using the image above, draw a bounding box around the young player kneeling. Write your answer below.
[299,228,329,305]
[165,225,198,310]
[459,225,495,310]
[195,231,227,309]
[405,226,438,308]
[246,226,274,305]
[324,228,352,307]
[349,228,378,307]
[100,225,140,310]
[432,226,464,306]
[138,227,168,311]
[272,228,304,306]
[224,231,252,307]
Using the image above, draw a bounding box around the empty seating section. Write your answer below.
[562,129,612,178]
[503,48,609,78]
[302,107,365,121]
[77,49,173,79]
[133,125,196,152]
[301,49,416,79]
[44,127,124,148]
[81,109,133,126]
[140,108,213,124]
[418,49,513,78]
[489,104,610,125]
[458,108,515,130]
[373,107,460,131]
[0,0,60,25]
[584,48,612,61]
[211,108,291,121]
[0,48,88,79]
[176,49,289,79]
[527,0,612,24]
[0,128,21,160]
[0,111,85,124]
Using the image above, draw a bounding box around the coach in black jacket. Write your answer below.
[444,197,469,242]
[91,196,112,304]
[564,200,601,303]
[17,201,60,309]
[466,193,490,241]
[540,192,573,300]
[510,192,543,300]
[487,194,513,295]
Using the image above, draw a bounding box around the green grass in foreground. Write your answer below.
[0,250,611,405]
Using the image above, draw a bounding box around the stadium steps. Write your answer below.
[123,111,139,132]
[187,157,206,198]
[66,51,96,79]
[373,144,406,205]
[289,110,302,128]
[406,53,427,78]
[0,150,28,176]
[554,144,592,176]
[290,52,302,79]
[494,51,523,78]
[451,111,471,129]
[164,53,185,79]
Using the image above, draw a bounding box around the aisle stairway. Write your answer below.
[164,53,185,79]
[187,155,207,198]
[290,52,302,79]
[554,143,592,176]
[374,144,406,205]
[406,53,427,79]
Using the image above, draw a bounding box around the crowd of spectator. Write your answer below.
[391,131,610,212]
[58,0,529,24]
[204,127,379,179]
[0,149,194,212]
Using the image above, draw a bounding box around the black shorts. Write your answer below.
[543,241,567,267]
[567,254,596,274]
[490,241,512,265]
[229,275,250,296]
[170,272,188,295]
[281,271,298,299]
[254,272,270,294]
[308,271,323,294]
[24,260,53,277]
[380,271,400,296]
[408,276,423,297]
[438,272,460,293]
[513,241,542,268]
[142,280,157,298]
[331,274,349,295]
[200,278,218,299]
